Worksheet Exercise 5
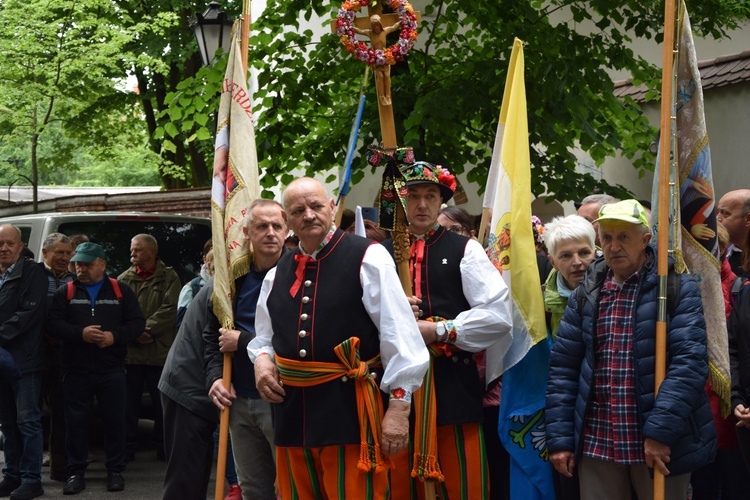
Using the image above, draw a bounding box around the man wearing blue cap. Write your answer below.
[546,199,716,500]
[47,242,145,495]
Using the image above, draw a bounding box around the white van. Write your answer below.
[0,212,212,284]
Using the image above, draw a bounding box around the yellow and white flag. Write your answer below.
[485,38,547,382]
[211,21,259,329]
[487,39,554,499]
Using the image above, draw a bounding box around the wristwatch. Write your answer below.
[435,322,447,342]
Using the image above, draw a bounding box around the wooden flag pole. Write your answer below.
[214,4,252,500]
[654,0,678,498]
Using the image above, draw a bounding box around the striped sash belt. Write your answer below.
[275,336,391,472]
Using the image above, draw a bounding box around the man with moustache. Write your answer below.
[118,234,181,462]
[249,177,429,499]
[385,162,513,499]
[47,242,145,494]
[204,199,288,500]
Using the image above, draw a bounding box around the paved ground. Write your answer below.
[2,420,223,500]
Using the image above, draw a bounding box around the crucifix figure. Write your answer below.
[331,5,421,147]
[353,14,401,106]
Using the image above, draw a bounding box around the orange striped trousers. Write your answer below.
[276,444,390,500]
[390,422,488,500]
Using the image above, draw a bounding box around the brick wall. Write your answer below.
[0,187,212,218]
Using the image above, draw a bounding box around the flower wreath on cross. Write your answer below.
[336,0,418,66]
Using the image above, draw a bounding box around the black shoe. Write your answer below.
[106,472,124,492]
[50,471,68,483]
[9,482,44,500]
[0,477,22,496]
[63,475,85,495]
[125,451,135,463]
[0,476,21,497]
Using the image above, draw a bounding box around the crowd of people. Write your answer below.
[0,178,749,500]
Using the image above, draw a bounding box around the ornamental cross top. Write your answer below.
[331,2,420,149]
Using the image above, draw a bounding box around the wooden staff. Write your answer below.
[654,0,678,498]
[214,4,252,500]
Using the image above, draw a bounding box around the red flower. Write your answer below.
[437,168,457,192]
[392,387,406,399]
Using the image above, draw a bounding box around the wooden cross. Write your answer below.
[333,6,436,498]
[331,4,421,149]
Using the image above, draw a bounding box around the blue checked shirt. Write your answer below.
[0,261,17,290]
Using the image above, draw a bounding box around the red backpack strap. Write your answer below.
[109,278,123,301]
[66,281,75,301]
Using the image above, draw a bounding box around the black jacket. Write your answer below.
[729,280,750,412]
[0,257,47,374]
[160,278,218,423]
[47,277,145,373]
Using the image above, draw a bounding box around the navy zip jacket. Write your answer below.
[546,245,716,475]
[47,277,145,373]
[0,257,47,374]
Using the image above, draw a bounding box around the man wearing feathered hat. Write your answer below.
[384,159,513,498]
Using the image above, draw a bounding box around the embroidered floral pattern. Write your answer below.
[390,387,412,403]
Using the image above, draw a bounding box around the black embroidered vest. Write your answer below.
[267,230,381,447]
[384,227,484,425]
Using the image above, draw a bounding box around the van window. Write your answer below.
[57,220,212,284]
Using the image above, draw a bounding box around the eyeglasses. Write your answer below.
[447,225,469,235]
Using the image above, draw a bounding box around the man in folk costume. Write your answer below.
[384,161,513,499]
[249,177,429,499]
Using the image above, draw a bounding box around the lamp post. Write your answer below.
[190,1,234,67]
[6,174,34,208]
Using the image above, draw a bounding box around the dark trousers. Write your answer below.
[737,426,750,476]
[43,345,67,475]
[125,364,164,454]
[691,447,750,500]
[483,405,510,500]
[161,394,215,500]
[63,370,127,475]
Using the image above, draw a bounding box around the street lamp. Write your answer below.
[190,1,234,67]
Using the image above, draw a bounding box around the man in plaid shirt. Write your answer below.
[545,200,717,500]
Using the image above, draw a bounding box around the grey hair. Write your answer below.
[543,215,596,257]
[132,233,158,253]
[42,232,70,251]
[580,194,618,207]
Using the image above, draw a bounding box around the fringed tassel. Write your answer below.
[357,443,392,473]
[673,249,688,275]
[709,360,732,418]
[411,453,444,482]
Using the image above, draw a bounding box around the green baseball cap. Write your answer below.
[70,242,106,262]
[593,199,650,228]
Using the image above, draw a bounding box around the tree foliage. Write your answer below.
[1,0,748,199]
[247,0,750,201]
[0,0,169,190]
